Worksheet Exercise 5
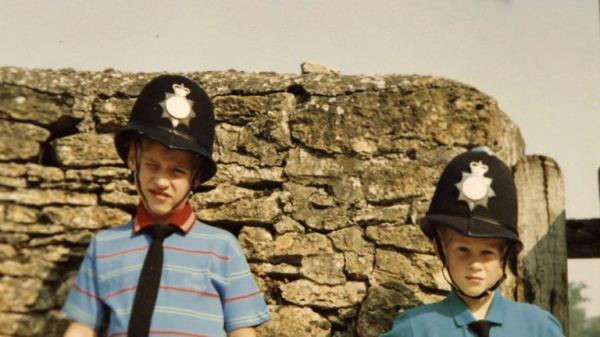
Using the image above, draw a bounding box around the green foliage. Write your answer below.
[569,282,600,337]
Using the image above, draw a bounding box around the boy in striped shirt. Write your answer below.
[62,75,271,337]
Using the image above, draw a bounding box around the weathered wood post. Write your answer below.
[514,155,569,332]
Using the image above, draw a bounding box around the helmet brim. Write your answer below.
[422,213,523,250]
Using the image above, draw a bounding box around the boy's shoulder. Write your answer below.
[392,297,452,327]
[501,295,561,322]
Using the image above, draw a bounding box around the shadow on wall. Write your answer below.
[518,210,568,332]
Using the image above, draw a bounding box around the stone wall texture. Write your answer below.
[0,67,566,336]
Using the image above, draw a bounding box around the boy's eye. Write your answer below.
[457,247,469,253]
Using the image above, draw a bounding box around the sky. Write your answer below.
[0,0,599,317]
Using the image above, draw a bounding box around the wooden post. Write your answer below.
[514,155,568,332]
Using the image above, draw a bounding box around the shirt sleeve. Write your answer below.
[221,238,271,332]
[62,237,106,329]
[542,311,566,337]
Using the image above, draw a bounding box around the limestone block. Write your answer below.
[240,228,334,262]
[257,305,331,337]
[214,112,289,167]
[42,205,132,229]
[238,227,274,261]
[356,285,422,337]
[92,97,135,132]
[0,260,55,280]
[0,222,65,235]
[361,160,438,205]
[214,93,293,145]
[101,191,138,209]
[65,166,130,182]
[0,163,64,182]
[0,176,27,188]
[301,62,341,75]
[0,244,16,259]
[5,205,39,223]
[301,253,346,285]
[297,74,388,101]
[328,226,374,255]
[0,312,46,336]
[372,249,441,289]
[250,263,300,278]
[0,85,74,125]
[281,279,366,309]
[353,204,411,225]
[0,121,50,161]
[24,164,65,182]
[39,181,102,192]
[0,189,97,206]
[29,231,93,247]
[273,216,305,234]
[285,182,351,231]
[209,163,284,187]
[344,251,374,281]
[0,163,28,177]
[22,245,71,263]
[189,70,295,96]
[284,148,346,179]
[365,224,432,253]
[0,233,29,245]
[0,277,55,312]
[372,249,413,286]
[269,232,335,259]
[192,185,281,225]
[50,133,121,167]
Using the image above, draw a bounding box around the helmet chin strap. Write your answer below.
[435,234,509,300]
[133,138,199,221]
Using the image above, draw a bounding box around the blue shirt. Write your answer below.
[380,291,564,337]
[63,220,271,337]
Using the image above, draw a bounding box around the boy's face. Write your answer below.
[438,228,506,298]
[128,138,198,222]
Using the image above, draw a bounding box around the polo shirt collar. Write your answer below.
[449,290,506,327]
[132,201,196,235]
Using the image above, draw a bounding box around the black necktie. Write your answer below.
[128,224,179,337]
[468,320,492,337]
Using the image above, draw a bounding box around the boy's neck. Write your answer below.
[457,291,495,320]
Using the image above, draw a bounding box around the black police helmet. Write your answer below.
[421,146,522,249]
[114,74,217,187]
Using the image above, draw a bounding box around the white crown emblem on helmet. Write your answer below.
[159,83,195,127]
[455,160,496,211]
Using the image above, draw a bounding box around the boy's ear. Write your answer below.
[127,144,137,171]
[191,170,203,190]
[432,239,441,258]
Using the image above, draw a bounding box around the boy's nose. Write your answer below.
[153,175,170,188]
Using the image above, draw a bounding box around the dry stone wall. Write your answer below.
[0,66,560,337]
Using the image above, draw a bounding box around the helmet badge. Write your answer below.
[455,160,496,211]
[159,83,195,128]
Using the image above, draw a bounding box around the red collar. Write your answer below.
[132,201,196,235]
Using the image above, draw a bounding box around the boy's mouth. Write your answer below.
[149,189,170,200]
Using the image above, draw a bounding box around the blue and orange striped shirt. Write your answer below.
[62,207,270,337]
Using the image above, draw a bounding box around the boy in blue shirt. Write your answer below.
[62,75,270,337]
[380,147,564,337]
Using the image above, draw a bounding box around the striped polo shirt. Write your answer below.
[62,206,271,337]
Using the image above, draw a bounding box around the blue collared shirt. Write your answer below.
[62,220,271,337]
[380,290,564,337]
